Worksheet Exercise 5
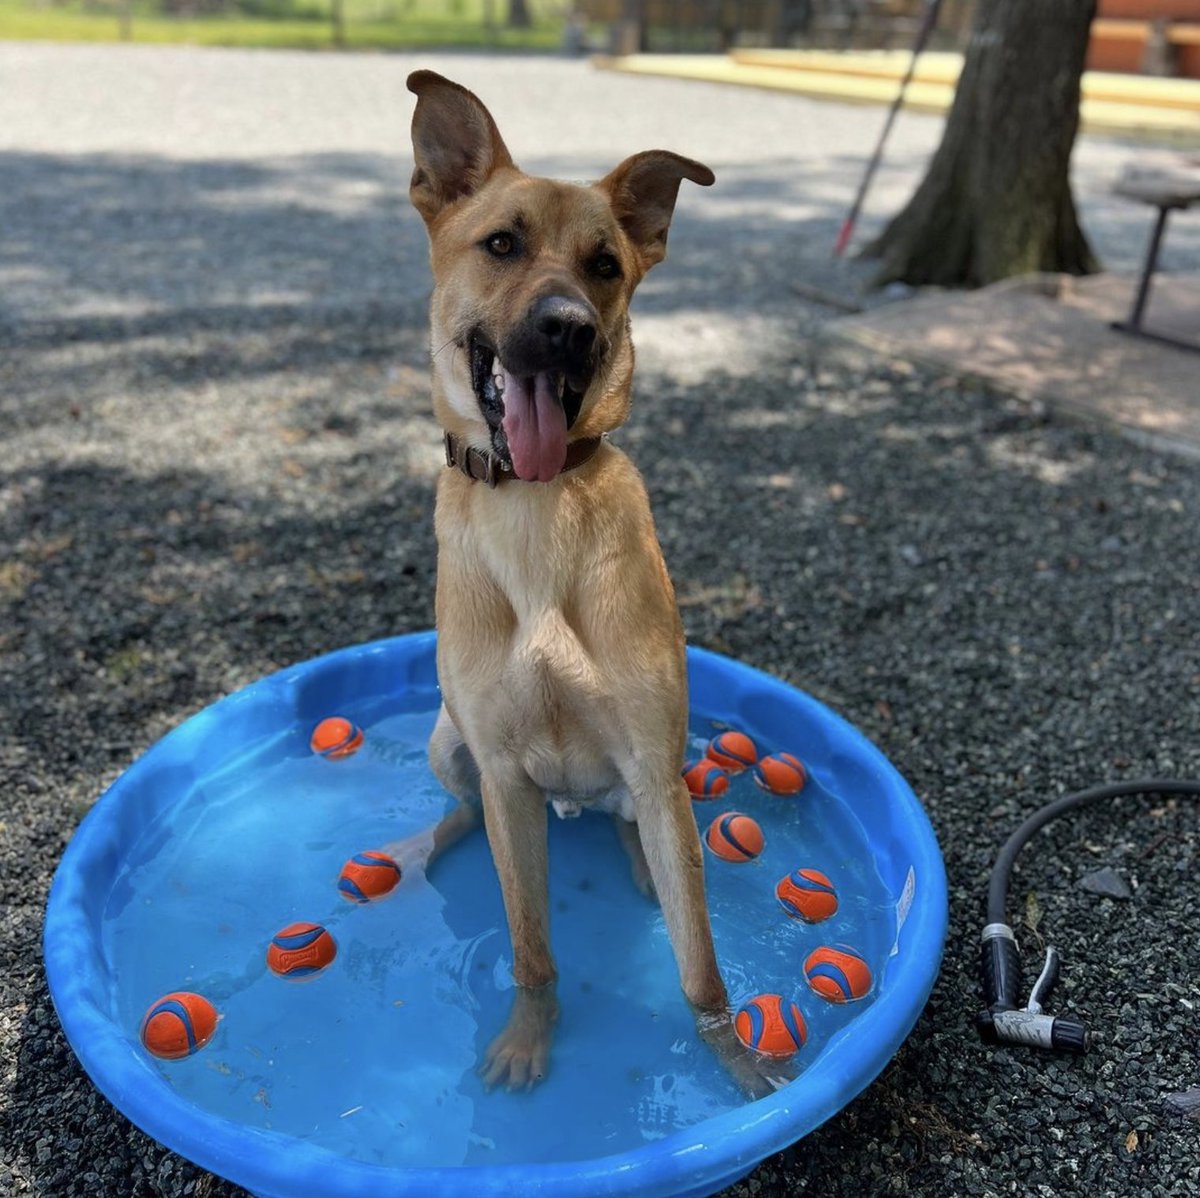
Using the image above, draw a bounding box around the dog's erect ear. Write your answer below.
[597,151,714,271]
[407,71,515,225]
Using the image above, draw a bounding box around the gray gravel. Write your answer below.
[3,42,1200,1198]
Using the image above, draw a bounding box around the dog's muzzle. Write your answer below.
[468,296,602,483]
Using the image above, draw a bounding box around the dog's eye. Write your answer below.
[591,252,621,280]
[484,232,516,258]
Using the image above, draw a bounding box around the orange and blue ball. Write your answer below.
[804,944,873,1003]
[267,921,337,978]
[776,867,839,923]
[683,758,729,800]
[310,716,363,760]
[734,993,808,1058]
[705,730,758,774]
[754,752,807,796]
[338,850,402,903]
[140,991,218,1060]
[704,811,764,862]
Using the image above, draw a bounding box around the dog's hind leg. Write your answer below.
[613,815,657,902]
[429,703,481,802]
[382,704,481,874]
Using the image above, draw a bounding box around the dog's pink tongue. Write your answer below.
[501,371,568,482]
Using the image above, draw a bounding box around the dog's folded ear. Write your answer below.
[597,151,715,272]
[407,71,515,225]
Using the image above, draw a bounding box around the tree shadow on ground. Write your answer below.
[3,145,1195,336]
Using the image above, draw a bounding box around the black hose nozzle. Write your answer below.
[979,922,1022,1012]
[976,925,1089,1053]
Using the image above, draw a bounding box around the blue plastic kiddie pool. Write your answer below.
[45,632,947,1198]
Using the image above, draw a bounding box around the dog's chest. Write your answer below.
[502,606,624,797]
[439,469,653,819]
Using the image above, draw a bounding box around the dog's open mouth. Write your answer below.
[470,336,587,483]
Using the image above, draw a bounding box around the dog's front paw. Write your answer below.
[726,1047,797,1101]
[695,1009,798,1101]
[481,983,559,1091]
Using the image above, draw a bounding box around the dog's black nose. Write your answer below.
[531,295,597,360]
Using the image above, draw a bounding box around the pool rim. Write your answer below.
[44,631,948,1198]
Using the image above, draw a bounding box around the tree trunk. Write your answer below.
[508,0,532,28]
[863,0,1101,289]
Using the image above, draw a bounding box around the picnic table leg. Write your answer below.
[1110,203,1200,354]
[1122,204,1171,333]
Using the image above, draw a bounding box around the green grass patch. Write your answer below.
[0,0,565,50]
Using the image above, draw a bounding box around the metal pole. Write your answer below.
[833,0,944,258]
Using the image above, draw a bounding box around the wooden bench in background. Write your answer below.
[1089,1,1200,78]
[593,0,1200,76]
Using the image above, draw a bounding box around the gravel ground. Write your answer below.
[3,43,1200,1198]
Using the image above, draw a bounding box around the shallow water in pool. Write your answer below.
[102,692,899,1169]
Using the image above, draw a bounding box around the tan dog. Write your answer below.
[398,71,778,1095]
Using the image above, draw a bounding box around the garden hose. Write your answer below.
[977,779,1200,1053]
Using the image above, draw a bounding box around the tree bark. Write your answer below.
[508,0,532,28]
[863,0,1102,289]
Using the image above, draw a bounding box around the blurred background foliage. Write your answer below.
[0,0,569,50]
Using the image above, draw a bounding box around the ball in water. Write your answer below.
[804,944,873,1003]
[754,752,807,796]
[704,811,764,862]
[310,716,363,760]
[734,993,808,1058]
[338,850,402,903]
[682,758,729,799]
[705,730,758,774]
[776,868,839,923]
[267,921,337,978]
[140,991,218,1060]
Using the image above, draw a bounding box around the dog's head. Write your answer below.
[407,70,713,483]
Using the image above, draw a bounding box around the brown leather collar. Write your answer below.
[443,431,602,488]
